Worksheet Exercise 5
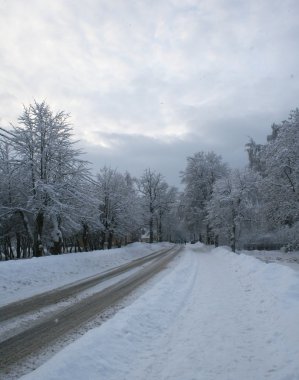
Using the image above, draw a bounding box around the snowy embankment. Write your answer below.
[20,244,299,380]
[0,242,172,307]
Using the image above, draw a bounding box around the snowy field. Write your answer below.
[15,243,299,380]
[0,242,172,307]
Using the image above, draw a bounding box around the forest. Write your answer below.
[0,101,298,260]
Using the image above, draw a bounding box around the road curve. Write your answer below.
[0,245,181,375]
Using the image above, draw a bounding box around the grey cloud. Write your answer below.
[1,0,299,186]
[82,127,254,188]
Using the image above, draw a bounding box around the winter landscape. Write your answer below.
[1,0,299,379]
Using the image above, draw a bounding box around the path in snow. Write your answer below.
[20,244,299,380]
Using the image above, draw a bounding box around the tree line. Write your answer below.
[0,101,180,259]
[180,109,299,252]
[0,101,298,259]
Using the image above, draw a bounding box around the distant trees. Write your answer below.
[156,185,177,242]
[138,169,177,243]
[179,108,299,251]
[180,151,228,243]
[1,100,298,258]
[207,108,299,251]
[207,169,260,251]
[97,167,142,249]
[0,101,181,260]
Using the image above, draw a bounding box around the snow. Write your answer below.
[240,249,299,271]
[0,242,172,307]
[19,244,299,380]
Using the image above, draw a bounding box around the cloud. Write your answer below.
[81,119,264,188]
[1,0,299,185]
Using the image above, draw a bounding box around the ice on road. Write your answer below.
[20,244,299,380]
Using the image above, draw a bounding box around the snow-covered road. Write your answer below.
[0,243,172,307]
[19,244,299,380]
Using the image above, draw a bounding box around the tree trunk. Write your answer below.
[51,216,63,255]
[4,240,9,261]
[16,233,21,259]
[215,235,219,248]
[82,223,89,252]
[100,231,105,250]
[18,210,33,244]
[230,223,236,252]
[76,238,82,252]
[108,231,113,249]
[158,211,163,242]
[206,224,212,245]
[22,236,30,258]
[8,239,14,259]
[148,200,155,244]
[149,212,154,243]
[34,212,44,257]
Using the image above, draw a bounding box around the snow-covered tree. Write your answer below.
[245,138,265,174]
[207,168,260,251]
[180,151,228,243]
[8,101,91,256]
[0,142,22,259]
[97,167,142,249]
[155,185,177,242]
[262,110,299,228]
[161,193,186,243]
[138,169,174,243]
[246,109,299,249]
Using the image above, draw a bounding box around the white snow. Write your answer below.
[240,249,299,271]
[19,244,299,380]
[0,242,172,307]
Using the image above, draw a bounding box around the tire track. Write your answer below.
[0,245,181,375]
[0,246,175,323]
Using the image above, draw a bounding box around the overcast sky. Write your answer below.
[1,0,299,187]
